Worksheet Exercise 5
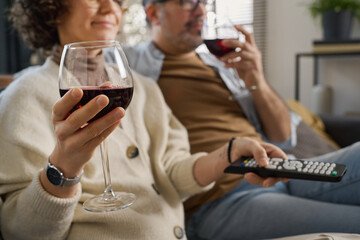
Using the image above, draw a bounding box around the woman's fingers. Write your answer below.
[85,119,122,150]
[244,172,266,185]
[77,107,124,145]
[54,94,110,140]
[233,137,269,167]
[245,173,288,188]
[52,88,83,122]
[60,107,125,151]
[261,142,288,159]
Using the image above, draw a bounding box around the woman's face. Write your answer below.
[57,0,122,45]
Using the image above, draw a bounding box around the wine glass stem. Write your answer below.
[100,139,116,200]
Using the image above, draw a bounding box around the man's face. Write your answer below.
[155,0,206,53]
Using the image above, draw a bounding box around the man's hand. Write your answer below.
[219,25,266,89]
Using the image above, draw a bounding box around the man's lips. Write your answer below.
[186,19,204,30]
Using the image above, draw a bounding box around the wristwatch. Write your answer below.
[46,158,84,187]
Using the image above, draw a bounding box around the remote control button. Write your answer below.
[283,165,296,170]
[331,171,337,176]
[288,160,303,168]
[271,158,284,163]
[265,165,277,169]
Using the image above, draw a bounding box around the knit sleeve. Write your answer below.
[1,171,81,240]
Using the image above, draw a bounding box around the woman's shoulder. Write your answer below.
[0,58,59,112]
[8,59,57,91]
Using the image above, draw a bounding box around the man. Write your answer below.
[123,0,360,239]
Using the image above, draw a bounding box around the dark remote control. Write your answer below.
[224,157,347,182]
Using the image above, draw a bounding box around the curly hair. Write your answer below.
[10,0,68,53]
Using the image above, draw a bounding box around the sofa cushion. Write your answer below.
[285,100,339,159]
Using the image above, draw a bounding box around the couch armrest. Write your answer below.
[320,114,360,148]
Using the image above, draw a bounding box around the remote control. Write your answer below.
[224,157,347,182]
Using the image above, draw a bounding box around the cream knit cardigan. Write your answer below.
[0,58,212,240]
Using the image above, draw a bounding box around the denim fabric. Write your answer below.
[186,142,360,240]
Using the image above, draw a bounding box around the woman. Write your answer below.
[0,0,286,239]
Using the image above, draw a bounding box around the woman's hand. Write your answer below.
[231,137,290,188]
[40,88,124,197]
[194,137,289,188]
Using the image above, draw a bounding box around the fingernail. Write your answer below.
[96,95,108,107]
[260,157,269,167]
[264,157,269,165]
[71,88,81,98]
[113,107,124,119]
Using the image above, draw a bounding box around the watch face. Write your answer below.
[46,166,62,186]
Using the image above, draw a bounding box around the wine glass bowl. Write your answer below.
[59,41,134,122]
[59,40,136,212]
[202,16,239,57]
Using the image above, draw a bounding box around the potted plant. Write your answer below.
[309,0,360,41]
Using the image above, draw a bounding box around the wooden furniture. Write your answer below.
[0,74,13,88]
[294,51,360,101]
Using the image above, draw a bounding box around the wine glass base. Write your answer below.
[83,192,136,212]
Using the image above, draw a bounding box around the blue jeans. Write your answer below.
[185,142,360,240]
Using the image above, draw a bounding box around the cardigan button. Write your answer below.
[173,226,184,239]
[126,145,139,159]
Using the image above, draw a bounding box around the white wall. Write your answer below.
[266,0,360,116]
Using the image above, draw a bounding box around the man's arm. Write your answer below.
[250,79,291,142]
[220,26,291,142]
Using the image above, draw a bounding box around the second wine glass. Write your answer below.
[202,15,239,57]
[59,40,136,212]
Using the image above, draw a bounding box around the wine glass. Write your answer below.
[202,15,239,57]
[59,40,136,212]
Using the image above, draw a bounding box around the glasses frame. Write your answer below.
[152,0,207,12]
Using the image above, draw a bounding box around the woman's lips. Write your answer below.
[92,21,115,28]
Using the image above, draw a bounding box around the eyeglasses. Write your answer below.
[153,0,207,12]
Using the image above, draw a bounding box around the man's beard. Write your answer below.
[165,19,204,53]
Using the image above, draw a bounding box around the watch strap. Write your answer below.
[46,158,84,187]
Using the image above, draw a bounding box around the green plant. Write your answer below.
[309,0,360,21]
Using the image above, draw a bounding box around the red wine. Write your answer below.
[204,39,235,57]
[60,87,133,122]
